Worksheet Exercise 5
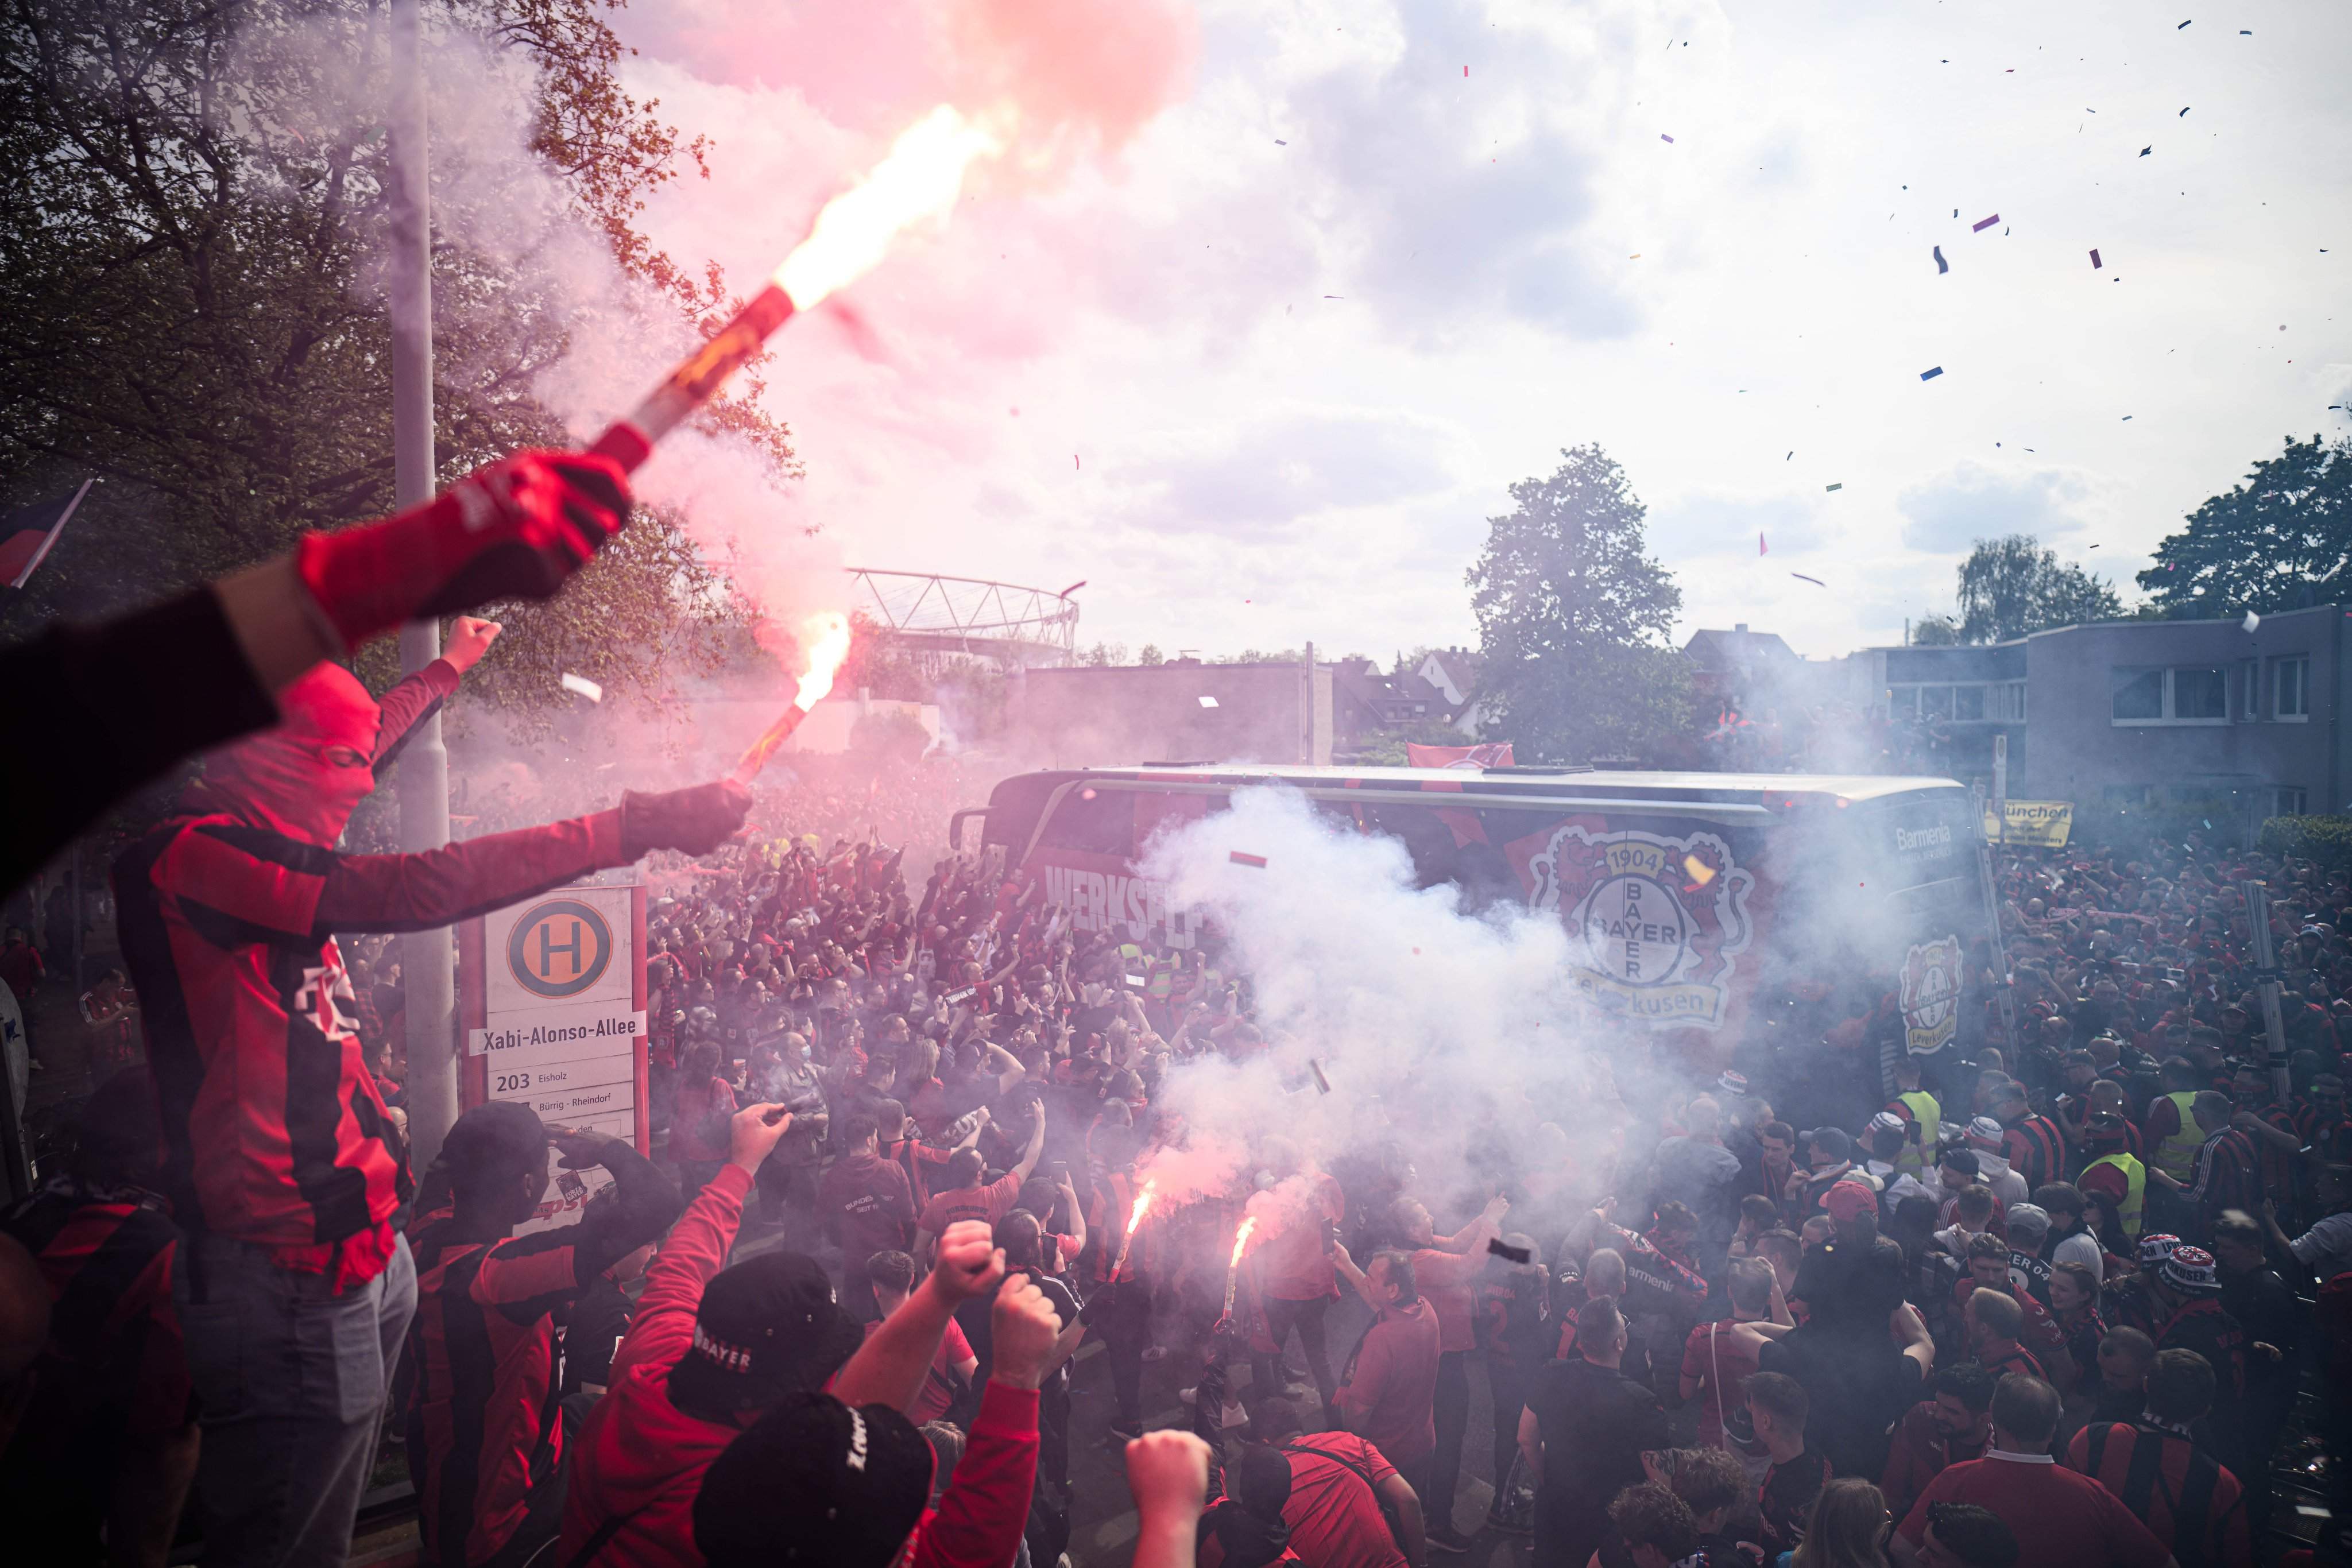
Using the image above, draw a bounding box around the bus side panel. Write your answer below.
[1494,810,1781,1067]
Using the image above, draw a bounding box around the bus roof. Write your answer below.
[1049,764,1964,805]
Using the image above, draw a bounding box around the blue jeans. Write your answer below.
[175,1230,418,1567]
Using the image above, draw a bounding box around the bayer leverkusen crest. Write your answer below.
[1525,823,1754,1028]
[1900,935,1963,1055]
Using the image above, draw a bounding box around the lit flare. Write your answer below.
[1112,1180,1157,1279]
[730,611,857,785]
[589,107,1002,473]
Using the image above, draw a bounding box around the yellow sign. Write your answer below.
[1983,800,2072,847]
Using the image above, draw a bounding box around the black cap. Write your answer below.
[668,1250,861,1418]
[694,1392,933,1567]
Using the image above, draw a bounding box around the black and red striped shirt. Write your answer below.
[0,1175,189,1442]
[404,1143,674,1567]
[2065,1419,2250,1568]
[114,664,632,1283]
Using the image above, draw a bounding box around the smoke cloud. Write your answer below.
[1130,785,1612,1205]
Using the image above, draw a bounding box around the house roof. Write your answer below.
[1683,628,1800,671]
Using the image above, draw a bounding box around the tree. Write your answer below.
[1136,643,1165,665]
[1080,641,1129,667]
[2138,434,2352,615]
[0,0,792,717]
[1465,444,1691,762]
[1953,535,2123,642]
[1910,613,1963,646]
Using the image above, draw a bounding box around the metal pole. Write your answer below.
[1973,783,2021,1056]
[389,0,457,1176]
[2239,879,2293,1105]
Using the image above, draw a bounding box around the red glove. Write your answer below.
[620,780,753,860]
[292,451,630,652]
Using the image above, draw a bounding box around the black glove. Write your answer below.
[620,780,752,859]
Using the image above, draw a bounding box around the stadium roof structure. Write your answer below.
[845,568,1080,667]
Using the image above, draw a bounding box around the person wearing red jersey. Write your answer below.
[1991,1082,2065,1195]
[1893,1375,2171,1568]
[1879,1360,1998,1522]
[1249,1149,1348,1423]
[2066,1349,2251,1568]
[117,613,751,1568]
[820,1114,916,1318]
[0,1070,196,1567]
[1390,1192,1509,1552]
[912,1112,1045,1266]
[404,1106,680,1568]
[1678,1257,1790,1453]
[1964,1288,2045,1384]
[1332,1246,1445,1502]
[1251,1395,1423,1568]
[558,1103,1009,1567]
[862,1250,977,1426]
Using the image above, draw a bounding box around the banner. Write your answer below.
[1515,819,1757,1029]
[1407,741,1514,770]
[1982,800,2072,847]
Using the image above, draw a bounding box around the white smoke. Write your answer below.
[1131,785,1618,1204]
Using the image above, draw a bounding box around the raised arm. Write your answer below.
[831,1220,1004,1412]
[1011,1109,1049,1187]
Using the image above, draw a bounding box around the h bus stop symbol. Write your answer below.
[507,898,613,1000]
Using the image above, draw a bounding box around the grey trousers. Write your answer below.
[176,1230,419,1567]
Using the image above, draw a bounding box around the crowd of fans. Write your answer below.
[7,542,2352,1568]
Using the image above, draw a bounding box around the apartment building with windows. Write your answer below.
[1847,605,2350,824]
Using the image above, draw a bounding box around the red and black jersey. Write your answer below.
[2185,1130,2262,1226]
[2066,1419,2250,1568]
[0,1175,189,1441]
[2003,1114,2065,1193]
[114,664,629,1280]
[404,1144,675,1567]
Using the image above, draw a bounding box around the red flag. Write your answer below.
[0,479,91,589]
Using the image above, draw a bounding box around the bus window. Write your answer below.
[1038,786,1137,858]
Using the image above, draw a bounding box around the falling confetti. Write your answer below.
[2177,18,2190,27]
[1229,850,1267,868]
[2179,107,2190,116]
[1920,366,1945,381]
[1972,214,1999,231]
[1274,138,1287,145]
[1791,572,1826,586]
[1934,245,1949,274]
[1198,695,1220,709]
[2090,248,2103,268]
[1661,133,1675,143]
[2141,146,2153,156]
[1074,454,1081,470]
[1684,854,1718,886]
[2244,611,2262,632]
[1308,1059,1332,1093]
[559,672,603,703]
[1759,532,1769,556]
[1825,482,1844,491]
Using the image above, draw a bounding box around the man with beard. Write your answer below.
[115,625,751,1567]
[1879,1361,1999,1521]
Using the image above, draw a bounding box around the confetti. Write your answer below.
[1785,451,1793,460]
[1759,532,1769,556]
[1487,1238,1533,1265]
[2177,18,2190,27]
[1074,454,1081,470]
[1198,695,1220,708]
[1972,214,1999,231]
[2140,146,2152,156]
[1825,482,1843,491]
[1920,366,1944,381]
[1661,133,1675,143]
[559,672,603,703]
[1275,138,1287,145]
[2179,107,2189,116]
[1309,1059,1332,1094]
[2243,611,2261,632]
[2090,247,2102,268]
[2088,543,2101,549]
[2122,415,2134,421]
[1324,294,1343,299]
[1684,854,1717,886]
[1934,245,1949,274]
[1229,850,1267,868]
[1792,572,1825,586]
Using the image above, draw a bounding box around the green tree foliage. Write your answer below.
[1910,612,1964,646]
[1953,534,2123,643]
[1465,444,1690,762]
[0,0,793,714]
[2139,435,2352,615]
[1135,643,1165,665]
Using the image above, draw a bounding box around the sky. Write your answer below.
[598,0,2352,664]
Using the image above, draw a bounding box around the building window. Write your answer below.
[2103,783,2152,806]
[2274,655,2310,721]
[2239,660,2261,721]
[2111,665,2230,725]
[2274,787,2308,816]
[1984,680,2028,722]
[1953,685,1986,721]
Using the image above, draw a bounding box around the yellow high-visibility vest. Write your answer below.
[2152,1092,2206,1184]
[2084,1151,2146,1241]
[1897,1091,1942,1176]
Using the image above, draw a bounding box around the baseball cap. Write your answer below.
[2003,1203,2050,1243]
[669,1250,862,1418]
[1824,1180,1879,1222]
[2160,1245,2223,1295]
[2136,1233,2183,1271]
[1806,1127,1852,1162]
[693,1392,933,1567]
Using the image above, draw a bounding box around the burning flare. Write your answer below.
[1111,1179,1157,1278]
[1229,1215,1258,1268]
[730,611,857,786]
[590,106,1003,473]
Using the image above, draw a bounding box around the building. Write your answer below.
[1848,605,2348,824]
[1005,656,1334,767]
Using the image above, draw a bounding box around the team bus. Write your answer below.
[953,765,2007,1117]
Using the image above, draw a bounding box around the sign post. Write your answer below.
[2239,879,2294,1106]
[461,881,647,1232]
[1992,734,2008,849]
